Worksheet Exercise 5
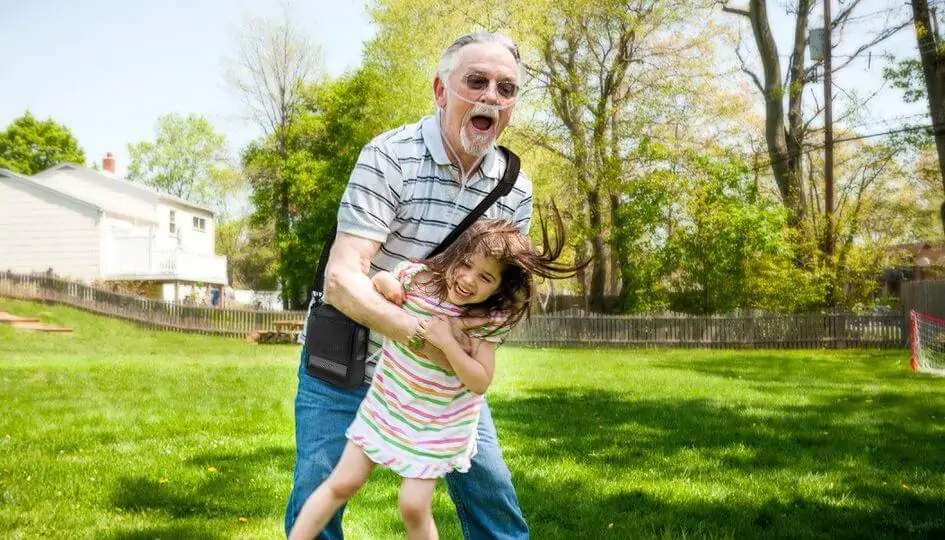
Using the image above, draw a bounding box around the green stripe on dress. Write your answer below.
[368,387,476,432]
[380,365,452,406]
[390,340,453,374]
[357,409,465,460]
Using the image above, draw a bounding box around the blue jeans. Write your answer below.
[285,350,529,539]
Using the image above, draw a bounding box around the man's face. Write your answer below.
[434,42,519,163]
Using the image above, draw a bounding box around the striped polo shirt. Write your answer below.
[301,111,533,383]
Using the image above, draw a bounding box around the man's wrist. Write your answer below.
[407,318,425,350]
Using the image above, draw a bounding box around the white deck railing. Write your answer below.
[104,237,227,284]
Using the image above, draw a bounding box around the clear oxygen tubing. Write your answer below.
[439,84,517,219]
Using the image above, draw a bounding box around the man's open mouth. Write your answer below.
[470,115,494,132]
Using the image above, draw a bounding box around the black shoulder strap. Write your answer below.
[312,146,520,294]
[427,146,519,259]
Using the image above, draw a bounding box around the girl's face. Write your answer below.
[447,253,503,306]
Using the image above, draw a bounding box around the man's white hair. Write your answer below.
[436,32,524,83]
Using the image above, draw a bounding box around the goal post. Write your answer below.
[910,310,945,376]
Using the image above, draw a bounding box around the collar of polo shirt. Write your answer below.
[423,111,503,183]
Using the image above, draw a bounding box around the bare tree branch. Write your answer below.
[718,1,751,17]
[733,39,764,93]
[830,20,911,73]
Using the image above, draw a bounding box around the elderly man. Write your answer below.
[285,32,532,539]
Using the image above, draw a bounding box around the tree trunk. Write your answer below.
[747,0,808,227]
[786,0,811,225]
[911,0,945,235]
[609,193,621,299]
[574,239,590,311]
[587,188,607,312]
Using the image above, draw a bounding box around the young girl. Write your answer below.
[289,214,579,540]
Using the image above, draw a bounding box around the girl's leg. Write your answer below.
[289,442,376,540]
[399,478,438,540]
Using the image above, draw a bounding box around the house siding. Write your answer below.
[158,201,214,256]
[0,176,102,280]
[10,165,227,285]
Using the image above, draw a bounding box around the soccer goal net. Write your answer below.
[911,310,945,376]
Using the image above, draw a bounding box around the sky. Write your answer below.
[752,1,927,136]
[0,0,376,175]
[0,0,928,177]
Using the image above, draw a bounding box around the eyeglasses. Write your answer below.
[461,73,520,102]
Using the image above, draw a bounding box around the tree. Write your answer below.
[364,0,748,312]
[126,114,233,207]
[226,7,321,308]
[241,68,412,308]
[524,0,734,311]
[908,0,945,234]
[0,112,85,175]
[719,0,910,231]
[216,216,280,290]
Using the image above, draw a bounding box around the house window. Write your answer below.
[169,211,177,234]
[193,216,206,232]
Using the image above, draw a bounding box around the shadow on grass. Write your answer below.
[518,473,944,539]
[490,386,945,539]
[107,444,423,539]
[104,523,227,540]
[111,445,292,520]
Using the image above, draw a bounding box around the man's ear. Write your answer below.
[433,75,447,111]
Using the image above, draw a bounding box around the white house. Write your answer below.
[0,155,228,304]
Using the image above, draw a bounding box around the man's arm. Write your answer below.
[323,232,457,367]
[323,232,417,344]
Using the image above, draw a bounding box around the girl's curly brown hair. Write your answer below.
[417,204,584,332]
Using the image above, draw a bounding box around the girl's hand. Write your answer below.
[372,272,405,306]
[417,316,456,349]
[450,317,484,355]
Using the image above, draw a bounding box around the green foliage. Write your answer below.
[743,236,830,313]
[663,152,788,314]
[883,59,936,151]
[609,145,808,315]
[611,144,674,312]
[126,114,232,206]
[215,216,279,290]
[242,68,429,308]
[0,111,85,175]
[883,59,926,104]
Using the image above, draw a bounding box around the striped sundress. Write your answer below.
[345,261,510,479]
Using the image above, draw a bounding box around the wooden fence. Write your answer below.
[0,272,307,338]
[901,280,945,323]
[0,272,906,348]
[504,311,904,348]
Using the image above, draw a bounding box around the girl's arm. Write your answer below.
[418,317,495,394]
[371,269,453,370]
[371,271,405,305]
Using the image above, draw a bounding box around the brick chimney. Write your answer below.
[103,152,116,174]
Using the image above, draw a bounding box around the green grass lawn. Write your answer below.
[1,299,943,539]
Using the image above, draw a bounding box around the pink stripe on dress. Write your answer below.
[383,349,464,392]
